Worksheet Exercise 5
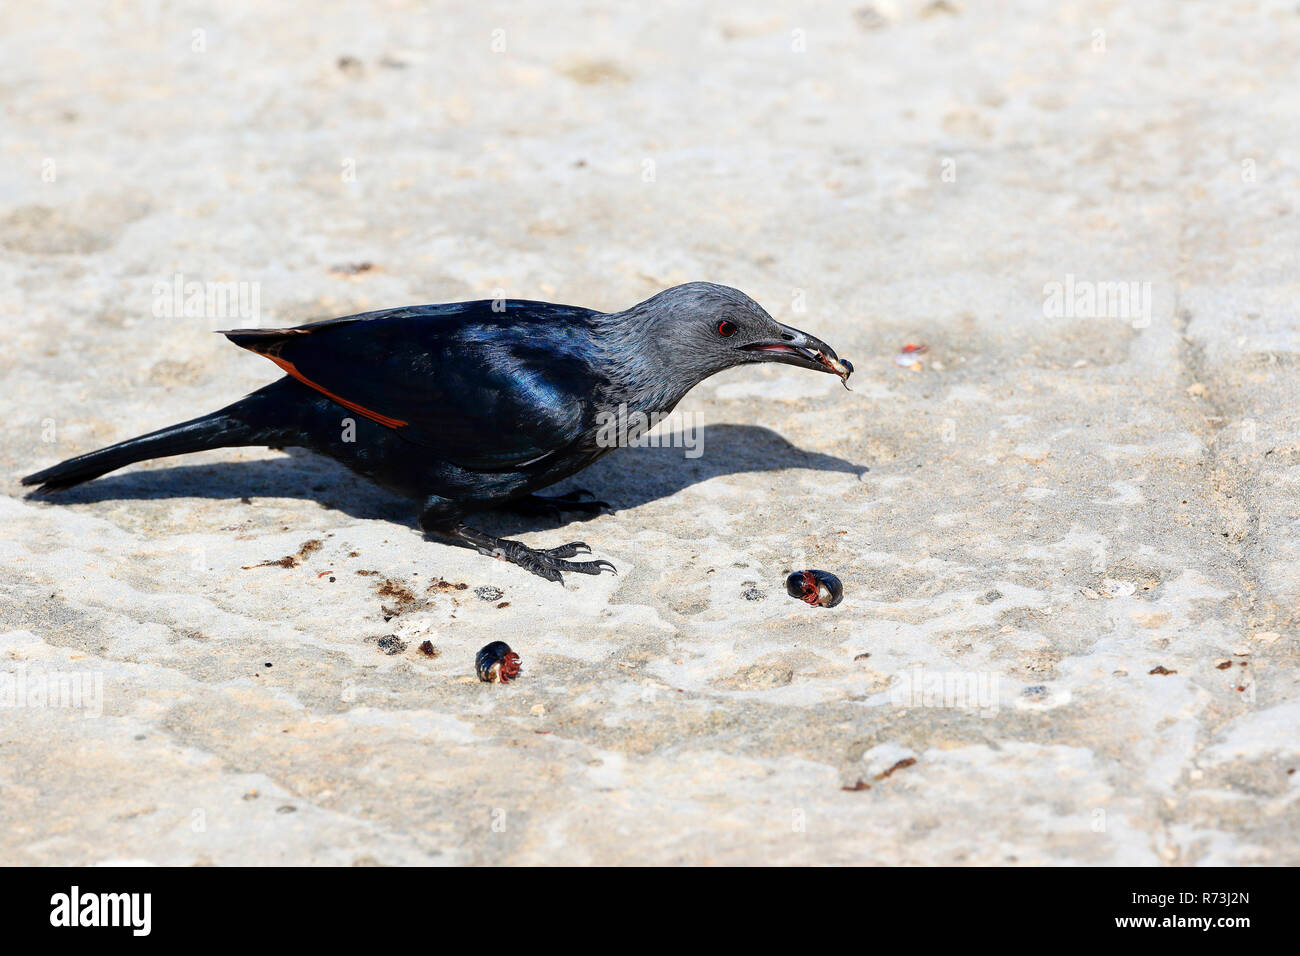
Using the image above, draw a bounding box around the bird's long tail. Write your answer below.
[21,385,288,493]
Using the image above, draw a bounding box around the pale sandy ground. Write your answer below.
[1,1,1297,865]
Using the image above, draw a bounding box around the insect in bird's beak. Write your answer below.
[817,353,854,390]
[740,321,854,389]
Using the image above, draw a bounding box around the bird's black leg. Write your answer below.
[418,497,616,584]
[499,489,612,519]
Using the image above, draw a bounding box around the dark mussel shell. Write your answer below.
[475,641,522,683]
[785,570,843,608]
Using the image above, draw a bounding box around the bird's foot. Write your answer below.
[506,539,616,583]
[542,541,591,559]
[502,489,612,519]
[447,523,616,584]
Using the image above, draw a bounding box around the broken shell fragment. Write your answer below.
[785,570,843,608]
[476,641,522,683]
[893,343,928,370]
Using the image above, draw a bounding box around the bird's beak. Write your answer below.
[739,321,854,385]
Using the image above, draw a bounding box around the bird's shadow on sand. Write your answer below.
[23,424,866,534]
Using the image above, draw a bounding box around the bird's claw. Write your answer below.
[447,524,617,585]
[516,548,617,583]
[544,541,591,558]
[474,536,616,584]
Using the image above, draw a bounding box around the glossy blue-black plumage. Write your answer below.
[225,300,606,473]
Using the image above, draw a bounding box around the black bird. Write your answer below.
[22,282,852,582]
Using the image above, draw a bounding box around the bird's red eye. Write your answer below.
[717,320,737,337]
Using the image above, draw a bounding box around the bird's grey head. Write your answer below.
[595,282,851,409]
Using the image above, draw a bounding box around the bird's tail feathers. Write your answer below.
[21,408,262,492]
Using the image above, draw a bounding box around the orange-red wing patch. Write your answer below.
[262,354,409,429]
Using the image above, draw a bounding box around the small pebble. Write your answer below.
[474,585,504,602]
[375,634,406,655]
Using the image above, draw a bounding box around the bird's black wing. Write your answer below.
[222,300,603,472]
